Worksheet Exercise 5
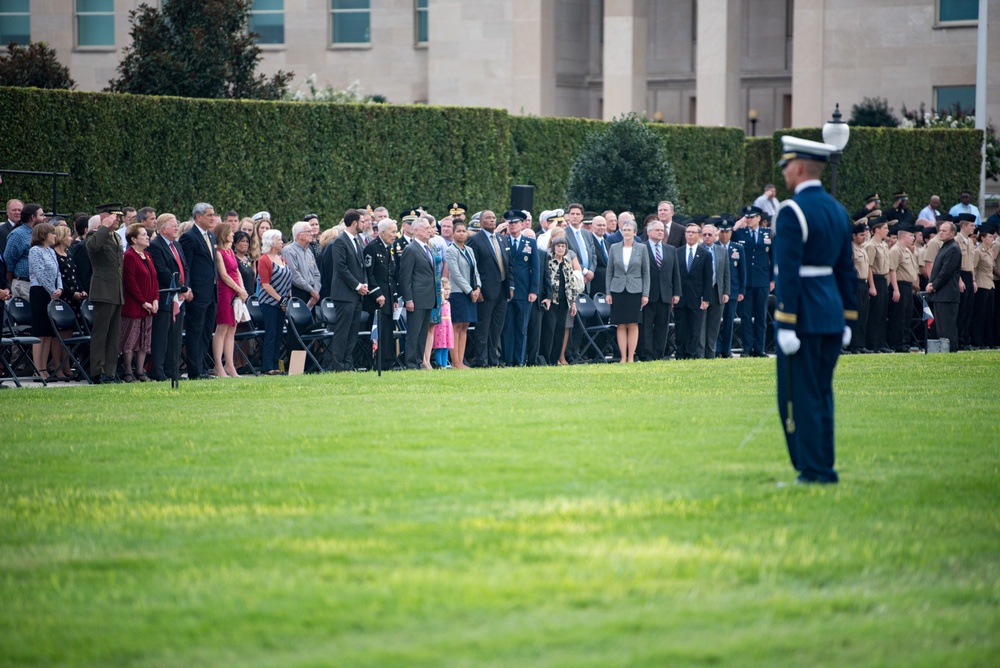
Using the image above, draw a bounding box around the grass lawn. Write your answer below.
[1,352,998,667]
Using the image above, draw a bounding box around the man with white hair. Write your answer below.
[364,219,399,370]
[399,218,438,369]
[283,220,322,307]
[179,202,219,380]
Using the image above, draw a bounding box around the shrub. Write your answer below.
[849,97,900,128]
[0,42,75,90]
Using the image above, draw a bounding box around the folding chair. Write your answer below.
[4,299,47,385]
[574,293,611,363]
[233,296,266,375]
[284,297,333,372]
[47,299,93,384]
[588,292,620,361]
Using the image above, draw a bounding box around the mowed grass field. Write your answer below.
[1,352,998,667]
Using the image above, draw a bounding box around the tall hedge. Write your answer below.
[0,87,511,227]
[743,137,773,206]
[769,127,984,213]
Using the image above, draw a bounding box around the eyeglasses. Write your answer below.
[701,233,713,237]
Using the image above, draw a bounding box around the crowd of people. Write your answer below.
[1,188,997,384]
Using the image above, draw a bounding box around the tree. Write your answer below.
[0,42,75,90]
[107,0,292,100]
[566,114,680,219]
[848,97,900,128]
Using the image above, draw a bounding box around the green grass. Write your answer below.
[1,353,998,667]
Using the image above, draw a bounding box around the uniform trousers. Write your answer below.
[700,293,724,359]
[887,282,913,352]
[524,301,544,365]
[90,301,122,378]
[740,286,769,355]
[502,299,531,366]
[850,280,870,352]
[716,298,738,356]
[866,274,888,350]
[971,288,995,348]
[958,270,974,346]
[776,333,841,483]
[473,296,507,366]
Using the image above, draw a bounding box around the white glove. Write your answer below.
[777,329,801,356]
[842,326,852,348]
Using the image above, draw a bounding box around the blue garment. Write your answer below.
[503,235,541,365]
[715,240,746,356]
[732,225,772,287]
[3,225,32,279]
[773,182,858,484]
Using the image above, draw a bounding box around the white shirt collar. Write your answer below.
[795,179,823,194]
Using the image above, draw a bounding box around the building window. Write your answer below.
[938,0,977,22]
[250,0,284,45]
[0,0,30,46]
[935,85,976,114]
[331,0,370,45]
[415,0,428,44]
[76,0,115,47]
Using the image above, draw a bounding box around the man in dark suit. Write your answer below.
[659,200,686,248]
[364,218,398,371]
[70,214,94,292]
[467,209,511,367]
[925,220,961,352]
[715,219,746,357]
[501,210,540,366]
[674,223,713,359]
[699,221,731,359]
[772,136,858,485]
[589,214,610,297]
[327,209,370,371]
[147,214,190,382]
[732,205,773,357]
[642,220,681,360]
[85,206,125,383]
[0,198,21,255]
[399,218,437,370]
[178,202,218,380]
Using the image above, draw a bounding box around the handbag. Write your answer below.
[570,269,585,293]
[233,297,251,323]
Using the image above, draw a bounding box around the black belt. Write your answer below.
[14,275,28,281]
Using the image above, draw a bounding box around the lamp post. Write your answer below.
[747,108,759,137]
[822,103,850,198]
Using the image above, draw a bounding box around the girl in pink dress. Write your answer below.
[432,277,454,367]
[213,222,249,377]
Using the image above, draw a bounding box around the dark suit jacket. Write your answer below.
[646,240,681,304]
[0,220,14,255]
[665,221,686,248]
[178,224,217,306]
[707,243,732,303]
[508,235,540,300]
[85,226,124,305]
[929,238,961,303]
[591,234,610,294]
[328,232,367,303]
[398,241,437,309]
[147,235,189,309]
[468,230,511,300]
[676,244,713,309]
[364,238,397,315]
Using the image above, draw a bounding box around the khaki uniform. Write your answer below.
[864,239,889,277]
[853,242,870,280]
[957,234,975,273]
[889,244,919,287]
[863,238,890,350]
[971,244,996,346]
[974,246,995,290]
[922,236,943,274]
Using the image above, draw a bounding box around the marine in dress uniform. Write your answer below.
[772,136,858,484]
[85,203,125,383]
[851,193,881,224]
[732,205,773,357]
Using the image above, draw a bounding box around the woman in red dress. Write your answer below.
[120,223,159,382]
[213,222,249,378]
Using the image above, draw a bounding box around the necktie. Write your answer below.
[491,234,505,280]
[169,241,184,285]
[709,246,717,285]
[204,230,213,256]
[687,246,694,271]
[654,242,662,269]
[423,243,433,266]
[598,238,607,261]
[575,228,588,269]
[513,238,519,254]
[354,236,363,263]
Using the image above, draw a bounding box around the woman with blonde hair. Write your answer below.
[251,213,272,261]
[212,222,249,377]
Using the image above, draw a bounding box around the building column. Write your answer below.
[790,0,825,129]
[512,0,556,116]
[602,0,647,121]
[695,0,742,128]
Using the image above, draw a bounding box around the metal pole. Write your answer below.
[976,0,988,214]
[830,151,841,199]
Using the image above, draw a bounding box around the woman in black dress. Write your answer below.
[540,235,581,365]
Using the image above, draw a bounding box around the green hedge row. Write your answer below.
[0,86,984,229]
[769,127,984,214]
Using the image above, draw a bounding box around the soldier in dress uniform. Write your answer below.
[864,218,891,353]
[772,136,857,485]
[715,218,745,358]
[393,209,419,282]
[86,202,125,383]
[885,191,916,225]
[448,202,468,225]
[954,213,977,349]
[849,220,872,354]
[887,222,920,352]
[731,205,773,357]
[364,218,399,370]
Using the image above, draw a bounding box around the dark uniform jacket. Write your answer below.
[732,226,773,288]
[507,235,540,300]
[717,240,746,299]
[364,238,397,315]
[85,226,124,305]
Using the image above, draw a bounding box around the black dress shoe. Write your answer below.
[878,347,893,354]
[96,374,114,385]
[862,348,874,354]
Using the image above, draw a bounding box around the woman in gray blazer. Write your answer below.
[444,220,481,369]
[605,219,650,362]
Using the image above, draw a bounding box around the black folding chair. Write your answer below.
[4,299,47,385]
[284,297,332,372]
[574,293,611,363]
[588,292,621,360]
[79,298,95,335]
[392,308,408,369]
[47,299,93,384]
[233,296,266,375]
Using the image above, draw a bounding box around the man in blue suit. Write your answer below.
[732,205,772,357]
[502,210,540,366]
[674,223,714,359]
[178,202,218,380]
[715,219,746,357]
[772,136,858,484]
